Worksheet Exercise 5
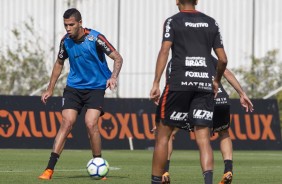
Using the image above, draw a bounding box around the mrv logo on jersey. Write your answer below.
[185,57,207,67]
[170,111,188,121]
[185,72,209,78]
[193,109,213,120]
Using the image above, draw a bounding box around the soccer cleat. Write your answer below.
[101,176,107,180]
[38,169,54,180]
[162,172,170,184]
[219,171,232,184]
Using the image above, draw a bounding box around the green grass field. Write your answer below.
[0,149,281,184]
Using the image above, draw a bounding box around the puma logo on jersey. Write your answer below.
[185,22,208,28]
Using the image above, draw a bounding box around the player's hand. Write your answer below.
[150,85,160,105]
[151,126,157,134]
[106,77,117,90]
[41,90,53,104]
[240,93,254,112]
[213,80,220,98]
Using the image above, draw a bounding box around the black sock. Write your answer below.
[164,160,170,172]
[151,175,162,184]
[203,170,213,184]
[93,154,102,158]
[224,160,233,173]
[46,152,60,170]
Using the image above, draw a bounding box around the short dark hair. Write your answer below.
[63,8,82,21]
[179,0,197,5]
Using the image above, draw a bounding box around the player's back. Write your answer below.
[164,10,223,92]
[170,10,220,58]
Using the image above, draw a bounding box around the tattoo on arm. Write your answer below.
[110,51,123,78]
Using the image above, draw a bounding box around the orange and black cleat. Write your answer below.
[219,171,232,184]
[101,176,107,180]
[162,172,170,184]
[38,169,54,180]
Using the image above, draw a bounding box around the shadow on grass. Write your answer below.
[54,174,128,180]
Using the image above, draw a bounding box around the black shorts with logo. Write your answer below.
[62,86,105,115]
[212,104,230,132]
[155,86,214,130]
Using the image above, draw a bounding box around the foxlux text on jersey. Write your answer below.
[185,72,209,78]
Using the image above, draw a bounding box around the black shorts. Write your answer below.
[212,104,230,132]
[155,86,214,130]
[62,86,105,115]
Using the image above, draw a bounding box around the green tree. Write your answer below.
[223,49,282,98]
[0,18,50,95]
[222,49,282,124]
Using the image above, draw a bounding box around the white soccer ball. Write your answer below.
[86,157,109,179]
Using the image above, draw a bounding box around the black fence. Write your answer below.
[0,96,281,150]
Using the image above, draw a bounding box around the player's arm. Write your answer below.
[213,21,228,97]
[150,41,172,105]
[46,58,65,92]
[214,48,228,97]
[223,68,254,112]
[108,51,123,79]
[107,51,123,90]
[41,39,67,104]
[96,34,123,90]
[150,18,174,104]
[41,58,65,104]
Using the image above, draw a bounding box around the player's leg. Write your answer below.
[38,109,78,180]
[194,125,214,184]
[213,105,233,184]
[190,92,214,184]
[152,89,188,183]
[84,89,107,180]
[54,109,79,154]
[39,86,81,180]
[218,129,233,184]
[85,109,102,158]
[152,121,173,184]
[83,89,105,158]
[164,128,179,174]
[219,129,232,168]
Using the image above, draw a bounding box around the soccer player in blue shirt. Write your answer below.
[38,8,123,180]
